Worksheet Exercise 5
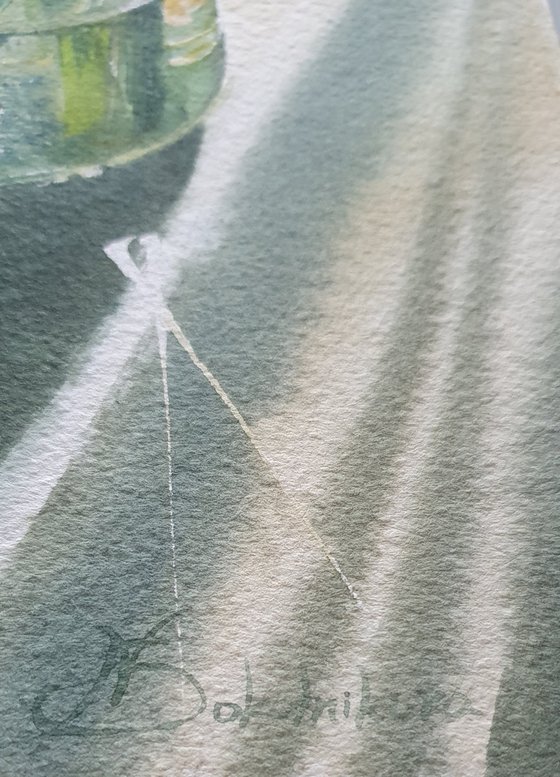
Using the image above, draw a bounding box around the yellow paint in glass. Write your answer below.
[163,0,202,26]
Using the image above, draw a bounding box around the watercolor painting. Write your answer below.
[1,1,560,775]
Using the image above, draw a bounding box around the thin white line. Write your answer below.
[156,322,186,685]
[164,311,253,439]
[163,309,362,608]
[326,553,361,607]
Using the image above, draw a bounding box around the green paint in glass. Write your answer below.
[58,26,112,136]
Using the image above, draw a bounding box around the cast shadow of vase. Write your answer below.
[0,127,202,461]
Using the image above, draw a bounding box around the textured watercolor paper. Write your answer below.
[1,1,560,775]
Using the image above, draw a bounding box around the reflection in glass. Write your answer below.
[0,0,154,34]
[0,0,224,183]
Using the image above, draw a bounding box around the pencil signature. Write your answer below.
[31,612,483,736]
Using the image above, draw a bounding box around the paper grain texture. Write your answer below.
[1,1,560,775]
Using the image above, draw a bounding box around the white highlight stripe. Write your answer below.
[156,323,186,682]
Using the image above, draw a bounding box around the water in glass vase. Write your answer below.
[0,0,224,184]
